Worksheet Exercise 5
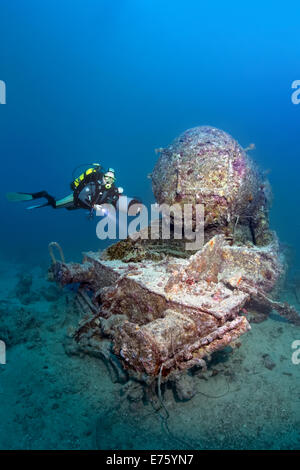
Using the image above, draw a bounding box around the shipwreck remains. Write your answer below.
[50,126,299,392]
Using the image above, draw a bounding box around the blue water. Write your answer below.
[0,1,300,450]
[1,0,299,267]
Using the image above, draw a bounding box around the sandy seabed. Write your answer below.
[0,258,299,450]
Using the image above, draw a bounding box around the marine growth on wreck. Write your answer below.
[49,126,299,399]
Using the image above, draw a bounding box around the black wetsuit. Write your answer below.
[29,173,120,211]
[75,181,120,210]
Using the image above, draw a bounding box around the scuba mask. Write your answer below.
[103,170,116,189]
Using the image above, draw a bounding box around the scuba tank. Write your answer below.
[70,163,102,191]
[70,163,104,209]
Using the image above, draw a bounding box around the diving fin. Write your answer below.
[6,192,34,202]
[26,202,50,210]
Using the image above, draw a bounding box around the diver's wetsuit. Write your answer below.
[75,180,120,210]
[29,190,57,208]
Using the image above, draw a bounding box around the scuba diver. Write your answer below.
[6,163,140,216]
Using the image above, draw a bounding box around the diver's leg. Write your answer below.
[55,194,76,210]
[30,191,57,208]
[31,192,75,209]
[6,190,57,208]
[7,191,76,210]
[23,191,74,209]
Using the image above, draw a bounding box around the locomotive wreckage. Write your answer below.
[49,126,299,391]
